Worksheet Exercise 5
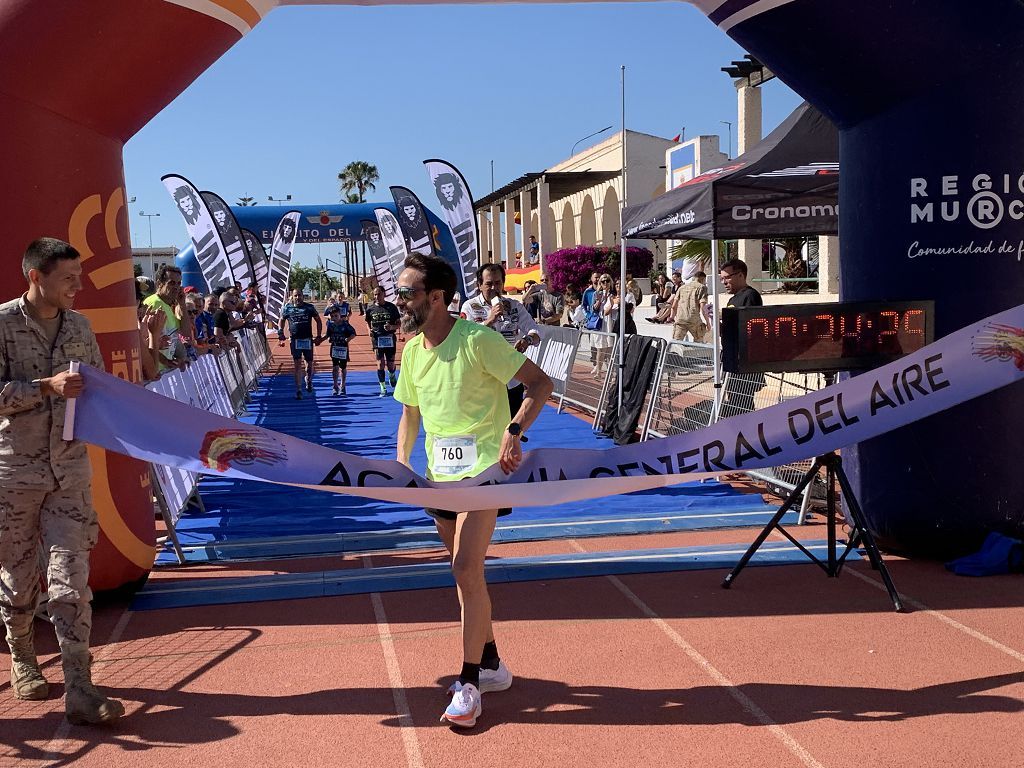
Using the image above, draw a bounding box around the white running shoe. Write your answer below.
[440,682,482,728]
[478,661,512,693]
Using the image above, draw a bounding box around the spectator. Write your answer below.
[527,234,540,265]
[143,265,187,371]
[460,262,540,419]
[212,289,241,350]
[136,278,166,381]
[195,293,217,341]
[521,279,539,319]
[653,274,670,309]
[610,278,637,336]
[447,291,462,316]
[625,273,643,305]
[591,274,614,377]
[672,271,708,342]
[581,272,601,315]
[535,276,564,326]
[647,272,683,324]
[564,292,585,328]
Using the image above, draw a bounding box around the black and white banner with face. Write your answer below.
[242,229,269,297]
[201,191,256,290]
[264,211,301,326]
[523,325,582,398]
[424,159,480,301]
[389,185,435,256]
[241,228,270,319]
[374,207,409,300]
[162,174,232,290]
[361,220,396,301]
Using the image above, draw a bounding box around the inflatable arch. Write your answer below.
[2,0,1021,589]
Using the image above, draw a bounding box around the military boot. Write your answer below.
[62,650,124,725]
[8,630,49,700]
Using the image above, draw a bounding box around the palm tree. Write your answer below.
[341,191,361,297]
[338,160,379,203]
[669,239,729,273]
[774,237,809,291]
[671,238,811,291]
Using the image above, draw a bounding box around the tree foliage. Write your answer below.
[338,161,380,203]
[543,245,655,294]
[289,264,336,296]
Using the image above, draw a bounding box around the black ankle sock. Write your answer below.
[480,641,500,671]
[458,662,480,689]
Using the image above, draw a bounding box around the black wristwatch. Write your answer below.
[507,422,528,442]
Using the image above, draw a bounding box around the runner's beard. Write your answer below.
[401,308,424,334]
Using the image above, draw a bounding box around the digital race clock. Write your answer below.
[721,300,935,374]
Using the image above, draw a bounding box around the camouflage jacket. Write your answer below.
[0,296,103,490]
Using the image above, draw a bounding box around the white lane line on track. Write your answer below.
[43,605,134,765]
[846,567,1024,664]
[569,540,827,768]
[365,556,425,768]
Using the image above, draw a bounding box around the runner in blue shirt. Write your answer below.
[322,290,351,319]
[277,288,322,399]
[322,304,357,395]
[364,285,401,397]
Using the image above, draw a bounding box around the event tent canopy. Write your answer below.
[622,102,838,241]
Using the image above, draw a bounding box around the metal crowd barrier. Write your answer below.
[146,327,271,563]
[723,371,830,514]
[640,340,717,441]
[560,329,619,419]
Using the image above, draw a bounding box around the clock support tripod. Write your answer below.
[722,451,903,612]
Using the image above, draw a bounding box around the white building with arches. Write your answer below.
[474,130,676,271]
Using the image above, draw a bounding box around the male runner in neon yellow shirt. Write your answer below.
[394,253,552,728]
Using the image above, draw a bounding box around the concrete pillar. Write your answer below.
[490,203,501,266]
[818,235,839,295]
[504,197,516,268]
[477,211,490,263]
[736,79,763,285]
[519,187,533,266]
[537,181,554,274]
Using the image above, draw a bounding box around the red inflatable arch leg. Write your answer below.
[0,0,258,589]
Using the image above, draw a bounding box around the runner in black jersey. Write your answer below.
[365,285,401,397]
[277,288,322,399]
[323,304,357,395]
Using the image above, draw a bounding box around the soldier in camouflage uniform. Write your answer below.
[0,238,124,725]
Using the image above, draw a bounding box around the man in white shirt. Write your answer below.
[460,262,540,419]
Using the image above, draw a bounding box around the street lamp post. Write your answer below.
[720,120,733,159]
[268,194,292,206]
[570,125,613,158]
[138,211,160,248]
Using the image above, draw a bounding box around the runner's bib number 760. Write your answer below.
[376,335,394,349]
[432,435,478,477]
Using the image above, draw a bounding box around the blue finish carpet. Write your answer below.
[158,370,782,565]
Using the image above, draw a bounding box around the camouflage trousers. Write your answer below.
[0,487,97,654]
[672,318,705,342]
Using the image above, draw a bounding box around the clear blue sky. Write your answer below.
[123,2,802,267]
